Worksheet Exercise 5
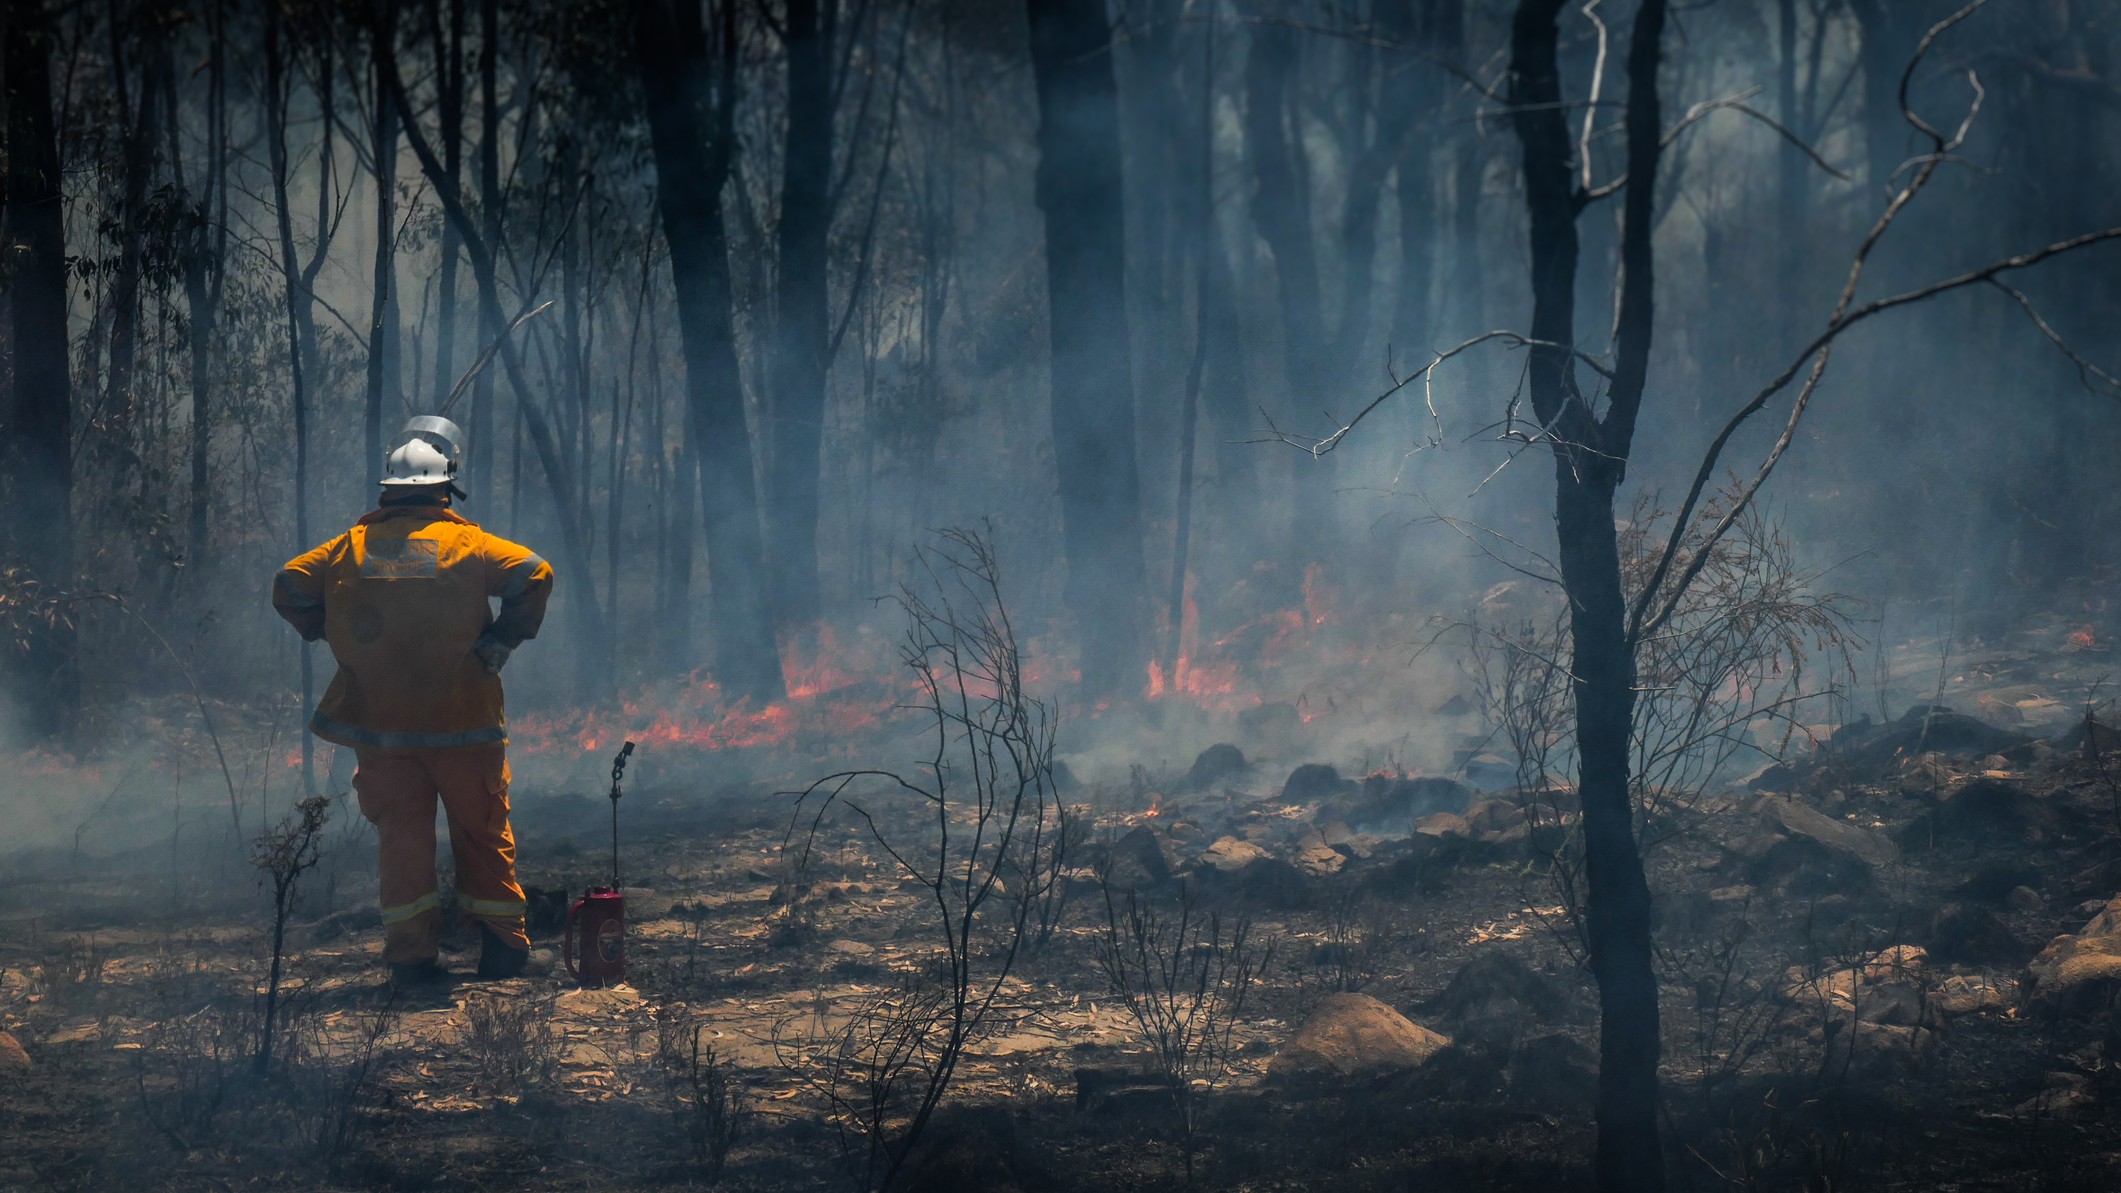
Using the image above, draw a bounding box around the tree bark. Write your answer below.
[1026,0,1151,701]
[1507,1,1666,1189]
[180,0,228,566]
[767,0,834,630]
[432,0,465,407]
[632,0,785,704]
[366,1,402,492]
[2,0,78,738]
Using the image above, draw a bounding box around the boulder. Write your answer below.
[1925,903,2029,968]
[0,1031,29,1074]
[1756,797,1898,868]
[1928,974,2009,1018]
[1270,993,1451,1083]
[1349,774,1472,835]
[1951,859,2044,905]
[1227,856,1316,908]
[1280,763,1354,805]
[1199,836,1271,873]
[1930,776,2053,841]
[1104,825,1175,891]
[1414,812,1471,839]
[1781,945,1927,1017]
[2024,894,2121,1014]
[1423,952,1576,1044]
[1292,840,1346,878]
[1180,743,1248,791]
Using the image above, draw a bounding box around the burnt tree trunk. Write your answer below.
[1242,11,1339,576]
[431,0,465,406]
[1507,1,1667,1189]
[1026,0,1150,701]
[2,0,77,738]
[632,0,785,704]
[767,0,834,630]
[179,0,228,565]
[366,1,402,492]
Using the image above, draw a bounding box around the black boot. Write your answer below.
[476,923,529,980]
[390,957,451,990]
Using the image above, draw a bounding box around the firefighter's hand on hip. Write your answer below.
[473,633,514,674]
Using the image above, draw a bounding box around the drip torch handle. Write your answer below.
[609,741,634,890]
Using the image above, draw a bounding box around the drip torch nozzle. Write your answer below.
[608,741,635,889]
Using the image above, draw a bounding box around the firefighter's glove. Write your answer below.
[473,633,515,675]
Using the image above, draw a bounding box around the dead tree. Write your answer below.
[1026,0,1151,701]
[631,0,786,704]
[1261,3,2121,1189]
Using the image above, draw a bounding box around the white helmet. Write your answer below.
[380,416,465,490]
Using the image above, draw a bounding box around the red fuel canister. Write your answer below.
[564,886,626,986]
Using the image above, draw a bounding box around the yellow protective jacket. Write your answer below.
[272,505,554,750]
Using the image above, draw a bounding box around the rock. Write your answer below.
[1414,812,1471,839]
[1227,857,1316,908]
[2007,885,2045,914]
[827,939,876,957]
[1756,797,1899,868]
[1952,860,2044,905]
[1833,706,2031,781]
[1930,776,2053,842]
[1423,952,1575,1044]
[1200,836,1271,873]
[0,1031,29,1074]
[1270,993,1451,1083]
[2024,893,2121,1014]
[1280,763,1354,805]
[1926,903,2029,968]
[1928,974,2008,1018]
[1180,743,1248,791]
[1104,825,1174,891]
[1744,762,1798,793]
[1349,775,1473,835]
[1781,946,1928,1016]
[1293,840,1346,877]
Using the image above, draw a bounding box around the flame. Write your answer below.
[513,625,905,758]
[1144,794,1161,818]
[2070,626,2099,649]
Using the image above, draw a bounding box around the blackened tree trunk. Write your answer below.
[632,0,785,703]
[1382,0,1453,359]
[767,0,834,630]
[1026,0,1150,700]
[469,0,499,503]
[266,0,319,793]
[103,9,160,458]
[366,1,403,491]
[1507,1,1667,1189]
[2,0,77,738]
[431,0,465,407]
[1242,12,1339,575]
[179,0,228,565]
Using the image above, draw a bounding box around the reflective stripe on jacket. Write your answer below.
[272,505,554,750]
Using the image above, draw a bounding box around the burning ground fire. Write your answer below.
[510,627,904,759]
[1145,564,1343,715]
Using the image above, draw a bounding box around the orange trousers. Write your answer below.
[353,744,530,964]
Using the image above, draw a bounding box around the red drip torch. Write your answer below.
[566,740,634,987]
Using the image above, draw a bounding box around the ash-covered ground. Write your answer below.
[5,611,2121,1191]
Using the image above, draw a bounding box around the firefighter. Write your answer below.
[272,416,554,988]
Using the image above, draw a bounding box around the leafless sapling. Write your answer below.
[252,793,331,1074]
[1093,881,1272,1183]
[783,527,1067,1191]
